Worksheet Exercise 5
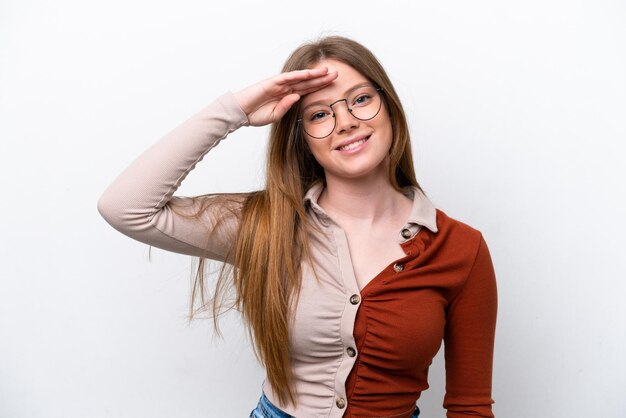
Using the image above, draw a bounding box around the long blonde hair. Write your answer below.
[188,35,420,406]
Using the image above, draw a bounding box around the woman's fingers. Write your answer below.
[274,69,338,95]
[276,67,330,85]
[290,71,338,95]
[293,72,338,96]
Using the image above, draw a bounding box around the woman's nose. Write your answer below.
[333,102,359,134]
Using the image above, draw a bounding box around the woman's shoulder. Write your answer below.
[429,209,495,296]
[432,208,487,260]
[435,209,483,237]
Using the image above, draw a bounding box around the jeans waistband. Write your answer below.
[249,393,293,418]
[250,393,420,418]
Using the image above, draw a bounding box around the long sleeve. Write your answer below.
[443,235,498,417]
[97,92,250,261]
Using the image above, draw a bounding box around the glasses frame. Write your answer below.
[297,85,385,139]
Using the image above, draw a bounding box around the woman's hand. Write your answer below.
[233,67,338,127]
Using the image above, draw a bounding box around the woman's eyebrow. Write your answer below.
[302,82,372,108]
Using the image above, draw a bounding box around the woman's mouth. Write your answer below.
[336,135,371,152]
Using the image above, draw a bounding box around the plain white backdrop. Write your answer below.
[1,0,625,417]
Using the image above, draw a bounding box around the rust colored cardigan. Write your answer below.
[344,209,497,417]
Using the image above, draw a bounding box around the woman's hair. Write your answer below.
[189,35,420,406]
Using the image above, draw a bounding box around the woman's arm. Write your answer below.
[443,235,498,417]
[97,92,249,260]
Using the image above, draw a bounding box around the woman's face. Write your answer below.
[299,59,393,183]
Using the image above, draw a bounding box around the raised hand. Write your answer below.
[233,67,338,127]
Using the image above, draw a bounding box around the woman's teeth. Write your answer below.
[339,137,369,151]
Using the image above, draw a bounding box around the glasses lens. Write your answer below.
[349,86,382,121]
[301,86,382,139]
[301,105,334,139]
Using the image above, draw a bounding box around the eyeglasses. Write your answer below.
[297,84,384,139]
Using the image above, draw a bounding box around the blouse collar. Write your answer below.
[303,182,438,233]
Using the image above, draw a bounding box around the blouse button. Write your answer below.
[393,262,405,272]
[401,228,412,239]
[336,397,346,409]
[347,347,356,357]
[349,294,361,305]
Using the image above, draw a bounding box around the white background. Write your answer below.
[1,0,625,417]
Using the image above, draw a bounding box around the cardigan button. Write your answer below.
[349,294,361,305]
[393,262,405,272]
[347,347,356,357]
[336,397,346,409]
[401,228,412,239]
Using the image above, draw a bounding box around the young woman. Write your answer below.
[98,36,497,418]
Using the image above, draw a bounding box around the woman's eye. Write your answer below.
[353,94,371,105]
[310,111,329,121]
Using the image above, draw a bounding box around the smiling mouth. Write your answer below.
[336,135,371,151]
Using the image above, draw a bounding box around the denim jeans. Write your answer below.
[249,393,420,418]
[249,393,293,418]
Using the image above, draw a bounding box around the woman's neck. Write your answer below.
[318,171,411,225]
